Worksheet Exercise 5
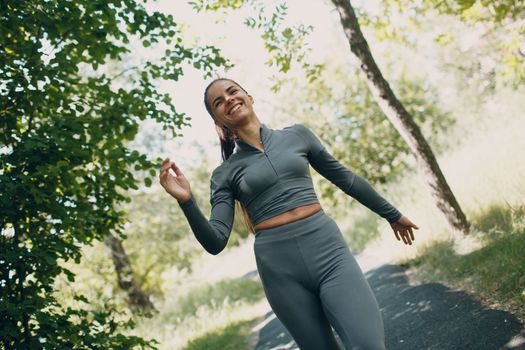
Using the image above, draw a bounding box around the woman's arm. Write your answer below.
[160,158,234,255]
[293,124,419,244]
[293,124,402,223]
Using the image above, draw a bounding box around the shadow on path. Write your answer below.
[253,264,524,349]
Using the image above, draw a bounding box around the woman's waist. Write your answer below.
[254,203,322,231]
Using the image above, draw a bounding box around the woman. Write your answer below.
[159,78,418,349]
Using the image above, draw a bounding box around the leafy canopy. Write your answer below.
[0,0,229,348]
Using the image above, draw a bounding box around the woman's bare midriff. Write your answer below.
[253,203,322,231]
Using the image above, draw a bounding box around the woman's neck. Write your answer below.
[235,119,263,149]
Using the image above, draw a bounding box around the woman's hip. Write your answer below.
[254,210,353,284]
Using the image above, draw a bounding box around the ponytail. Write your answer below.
[205,79,255,234]
[214,123,236,162]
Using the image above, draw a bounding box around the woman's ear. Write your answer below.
[249,94,254,104]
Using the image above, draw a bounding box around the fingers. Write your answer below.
[401,230,410,245]
[159,158,185,179]
[405,231,413,245]
[160,158,173,174]
[404,228,414,245]
[393,226,414,245]
[170,162,184,177]
[398,230,411,245]
[159,158,176,190]
[159,168,169,187]
[394,229,401,242]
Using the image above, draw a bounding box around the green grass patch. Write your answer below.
[182,318,259,350]
[472,202,525,240]
[403,203,525,320]
[133,276,265,349]
[166,278,264,324]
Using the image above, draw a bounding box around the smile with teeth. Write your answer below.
[229,103,242,115]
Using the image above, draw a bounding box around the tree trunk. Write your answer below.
[104,233,155,312]
[331,0,470,237]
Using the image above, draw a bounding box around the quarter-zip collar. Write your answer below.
[234,123,270,152]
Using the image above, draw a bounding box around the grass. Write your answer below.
[164,278,264,325]
[131,240,268,350]
[471,202,522,238]
[133,275,267,350]
[401,203,525,321]
[182,318,260,350]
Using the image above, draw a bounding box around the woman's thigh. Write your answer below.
[319,250,386,350]
[260,275,342,350]
[292,213,386,349]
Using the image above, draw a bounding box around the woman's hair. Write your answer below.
[204,78,255,233]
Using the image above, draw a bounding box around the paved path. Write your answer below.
[251,264,525,350]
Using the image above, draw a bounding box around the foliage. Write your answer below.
[243,2,323,90]
[414,0,524,23]
[0,0,229,348]
[165,278,264,325]
[190,0,323,91]
[342,210,381,254]
[368,0,525,84]
[188,0,245,12]
[51,152,254,318]
[121,188,203,295]
[132,273,264,349]
[182,318,258,350]
[472,203,525,242]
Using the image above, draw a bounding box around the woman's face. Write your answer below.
[206,80,254,129]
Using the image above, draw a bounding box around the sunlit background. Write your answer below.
[2,0,524,348]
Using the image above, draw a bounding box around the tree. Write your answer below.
[104,233,156,313]
[0,0,229,347]
[330,0,470,236]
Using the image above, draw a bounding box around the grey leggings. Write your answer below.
[254,210,386,350]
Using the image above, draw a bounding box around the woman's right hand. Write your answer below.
[159,158,192,203]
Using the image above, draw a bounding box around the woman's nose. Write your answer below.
[225,95,235,106]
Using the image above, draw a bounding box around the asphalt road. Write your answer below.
[252,264,525,350]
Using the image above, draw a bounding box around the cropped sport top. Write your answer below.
[178,123,402,254]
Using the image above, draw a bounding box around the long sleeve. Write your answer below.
[294,123,402,224]
[178,166,235,255]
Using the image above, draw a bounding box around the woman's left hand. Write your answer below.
[390,215,419,245]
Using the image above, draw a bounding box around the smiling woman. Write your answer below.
[159,78,419,350]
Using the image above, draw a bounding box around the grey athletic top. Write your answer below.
[179,123,402,254]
